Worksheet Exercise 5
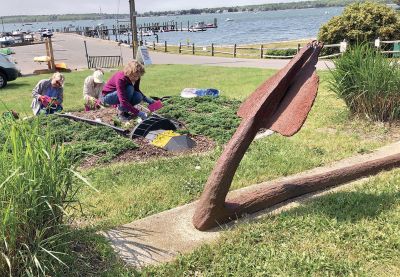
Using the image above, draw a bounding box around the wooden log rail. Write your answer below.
[143,39,400,59]
[144,41,327,58]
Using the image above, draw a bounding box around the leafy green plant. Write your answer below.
[329,43,400,121]
[159,96,242,143]
[0,117,82,276]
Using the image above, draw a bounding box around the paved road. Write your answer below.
[13,33,333,75]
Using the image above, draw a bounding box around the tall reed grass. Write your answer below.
[330,43,400,121]
[0,117,80,276]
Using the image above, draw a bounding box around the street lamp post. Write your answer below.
[129,0,138,58]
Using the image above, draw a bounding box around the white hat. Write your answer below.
[93,70,104,83]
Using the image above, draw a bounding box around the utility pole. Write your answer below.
[129,0,138,58]
[1,17,4,33]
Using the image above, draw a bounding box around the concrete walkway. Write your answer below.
[13,33,333,75]
[104,141,400,268]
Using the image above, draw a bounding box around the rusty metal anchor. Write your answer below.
[192,41,324,230]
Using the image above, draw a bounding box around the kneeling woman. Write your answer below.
[100,60,154,121]
[31,72,64,115]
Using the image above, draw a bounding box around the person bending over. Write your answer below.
[31,72,64,115]
[83,69,104,111]
[100,60,154,121]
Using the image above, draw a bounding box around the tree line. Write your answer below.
[141,0,392,17]
[0,0,394,24]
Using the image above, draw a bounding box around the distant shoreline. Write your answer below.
[1,0,391,24]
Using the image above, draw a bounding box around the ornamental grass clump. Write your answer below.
[0,117,80,276]
[330,44,400,121]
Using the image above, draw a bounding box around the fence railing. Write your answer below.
[143,38,400,59]
[87,55,123,69]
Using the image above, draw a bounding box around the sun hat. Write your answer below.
[93,70,104,83]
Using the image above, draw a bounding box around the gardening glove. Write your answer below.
[39,95,51,107]
[148,100,163,112]
[137,111,148,120]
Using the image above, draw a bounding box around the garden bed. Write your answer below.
[71,108,122,126]
[80,135,215,168]
[37,96,241,167]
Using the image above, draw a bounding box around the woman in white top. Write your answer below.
[83,69,104,111]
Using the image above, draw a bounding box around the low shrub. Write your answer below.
[264,48,297,58]
[0,117,82,276]
[329,44,400,121]
[38,116,138,163]
[159,96,241,143]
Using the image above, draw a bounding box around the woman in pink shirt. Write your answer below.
[101,60,154,120]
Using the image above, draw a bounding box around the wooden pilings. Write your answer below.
[45,37,56,71]
[62,18,218,45]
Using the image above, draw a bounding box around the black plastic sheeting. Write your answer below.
[130,115,177,139]
[164,135,196,152]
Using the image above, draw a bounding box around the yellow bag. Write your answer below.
[151,130,180,148]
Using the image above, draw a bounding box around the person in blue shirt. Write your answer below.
[31,72,65,115]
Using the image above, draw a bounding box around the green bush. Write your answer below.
[264,48,297,58]
[159,96,241,143]
[0,118,81,276]
[318,2,400,44]
[329,43,400,121]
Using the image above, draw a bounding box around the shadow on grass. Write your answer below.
[0,82,29,90]
[57,228,131,277]
[58,181,400,275]
[292,190,400,223]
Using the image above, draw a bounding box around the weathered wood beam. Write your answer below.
[223,152,400,224]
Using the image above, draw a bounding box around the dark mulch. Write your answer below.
[80,135,215,168]
[114,135,215,163]
[72,108,119,126]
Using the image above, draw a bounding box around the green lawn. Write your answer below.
[143,169,400,276]
[0,65,273,114]
[76,68,398,231]
[1,65,399,276]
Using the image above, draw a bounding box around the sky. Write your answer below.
[0,0,300,17]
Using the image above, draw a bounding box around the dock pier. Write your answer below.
[58,18,218,44]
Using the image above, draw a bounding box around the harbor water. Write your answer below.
[2,7,343,45]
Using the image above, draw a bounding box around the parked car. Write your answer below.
[0,36,15,47]
[40,29,53,38]
[0,54,20,88]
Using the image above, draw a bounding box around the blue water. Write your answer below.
[2,7,342,45]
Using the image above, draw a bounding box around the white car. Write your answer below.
[0,54,20,88]
[40,29,53,38]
